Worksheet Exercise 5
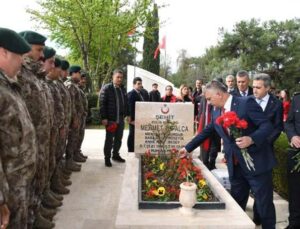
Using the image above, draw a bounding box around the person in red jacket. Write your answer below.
[161,85,177,102]
[281,89,291,122]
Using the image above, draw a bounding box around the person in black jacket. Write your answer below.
[149,83,161,102]
[127,77,145,152]
[231,70,253,97]
[99,69,129,167]
[285,92,300,229]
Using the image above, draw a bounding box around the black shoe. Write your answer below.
[253,217,262,226]
[112,155,126,163]
[105,159,112,167]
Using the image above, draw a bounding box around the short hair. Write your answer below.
[113,68,123,76]
[226,75,235,80]
[196,79,203,83]
[152,83,158,87]
[165,85,173,91]
[236,70,249,78]
[253,73,271,88]
[205,80,228,93]
[133,77,142,84]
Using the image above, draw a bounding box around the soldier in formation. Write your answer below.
[0,27,88,229]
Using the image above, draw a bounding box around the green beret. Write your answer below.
[43,46,56,60]
[61,60,70,70]
[0,27,31,54]
[69,65,81,74]
[55,57,61,68]
[19,30,46,45]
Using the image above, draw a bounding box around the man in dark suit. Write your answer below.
[252,73,284,226]
[180,80,276,229]
[232,70,253,97]
[285,92,300,229]
[149,83,161,102]
[127,77,145,152]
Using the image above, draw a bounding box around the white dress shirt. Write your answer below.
[256,93,270,112]
[224,95,233,112]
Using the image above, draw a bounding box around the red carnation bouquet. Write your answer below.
[216,111,255,171]
[106,122,118,133]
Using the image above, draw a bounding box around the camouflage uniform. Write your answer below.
[17,57,52,222]
[65,79,84,160]
[0,70,37,229]
[56,78,72,160]
[46,78,65,177]
[77,86,88,154]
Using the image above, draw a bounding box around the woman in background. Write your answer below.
[177,84,193,102]
[280,89,291,122]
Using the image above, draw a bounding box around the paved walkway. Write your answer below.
[54,129,289,229]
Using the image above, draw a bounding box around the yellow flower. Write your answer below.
[199,179,206,188]
[152,158,156,164]
[146,179,150,187]
[157,187,166,196]
[159,163,165,170]
[153,179,158,184]
[152,189,159,196]
[202,193,208,200]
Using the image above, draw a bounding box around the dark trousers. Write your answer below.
[104,120,124,159]
[199,134,220,169]
[230,165,276,229]
[287,149,300,228]
[127,123,135,152]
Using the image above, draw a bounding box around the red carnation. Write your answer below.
[106,122,118,133]
[236,119,248,129]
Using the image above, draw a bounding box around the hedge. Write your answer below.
[86,94,100,124]
[273,133,289,199]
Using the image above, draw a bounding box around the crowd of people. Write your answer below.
[0,28,88,229]
[1,26,299,229]
[100,71,300,229]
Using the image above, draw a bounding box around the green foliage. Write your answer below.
[273,133,289,199]
[218,18,300,90]
[86,93,99,124]
[142,3,160,75]
[28,0,153,91]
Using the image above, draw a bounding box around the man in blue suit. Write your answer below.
[180,80,276,229]
[127,77,146,152]
[251,73,283,226]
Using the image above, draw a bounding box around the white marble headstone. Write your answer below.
[135,102,194,154]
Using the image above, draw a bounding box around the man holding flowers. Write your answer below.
[180,80,276,229]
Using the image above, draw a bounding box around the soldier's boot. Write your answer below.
[59,160,72,176]
[40,205,57,220]
[61,171,71,180]
[65,159,81,172]
[33,212,55,229]
[51,175,70,195]
[79,150,88,159]
[48,189,64,201]
[42,190,63,209]
[73,152,86,163]
[59,172,72,186]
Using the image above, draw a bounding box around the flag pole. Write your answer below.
[164,42,167,78]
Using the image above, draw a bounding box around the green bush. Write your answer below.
[90,107,101,125]
[86,94,99,124]
[273,133,289,199]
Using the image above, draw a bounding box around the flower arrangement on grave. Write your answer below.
[141,119,213,202]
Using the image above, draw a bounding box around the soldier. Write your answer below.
[65,65,85,170]
[76,71,89,160]
[18,31,55,228]
[0,28,37,229]
[56,60,73,179]
[43,51,70,196]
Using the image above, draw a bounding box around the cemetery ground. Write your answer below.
[54,129,289,229]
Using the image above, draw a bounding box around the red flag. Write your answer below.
[153,36,166,59]
[127,27,136,36]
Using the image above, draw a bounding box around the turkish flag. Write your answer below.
[153,36,166,59]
